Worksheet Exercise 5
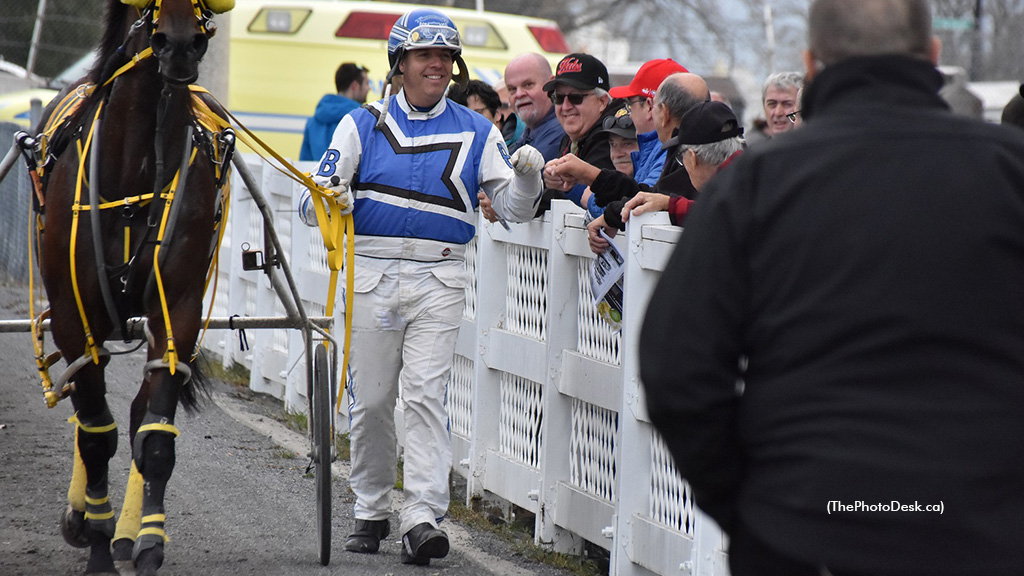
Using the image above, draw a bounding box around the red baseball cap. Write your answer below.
[608,58,689,99]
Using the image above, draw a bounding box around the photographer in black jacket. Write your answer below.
[640,0,1024,575]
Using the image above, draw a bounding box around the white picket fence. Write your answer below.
[202,154,729,576]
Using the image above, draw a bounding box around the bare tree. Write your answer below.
[933,0,1024,81]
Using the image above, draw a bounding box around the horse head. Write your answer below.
[121,0,234,84]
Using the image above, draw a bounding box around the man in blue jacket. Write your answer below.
[297,8,545,567]
[299,63,370,161]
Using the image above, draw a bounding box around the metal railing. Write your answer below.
[202,154,729,576]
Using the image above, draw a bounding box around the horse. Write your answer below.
[28,0,234,573]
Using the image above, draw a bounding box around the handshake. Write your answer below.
[301,175,354,226]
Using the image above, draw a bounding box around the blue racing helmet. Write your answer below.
[377,8,468,107]
[387,9,463,72]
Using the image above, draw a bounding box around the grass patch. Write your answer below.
[334,432,350,461]
[448,497,603,576]
[202,357,250,386]
[282,410,307,434]
[271,448,298,460]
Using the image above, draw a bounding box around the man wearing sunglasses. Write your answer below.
[538,53,625,215]
[550,72,710,253]
[548,58,690,222]
[298,8,546,567]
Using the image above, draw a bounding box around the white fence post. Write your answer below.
[466,215,508,503]
[534,200,585,554]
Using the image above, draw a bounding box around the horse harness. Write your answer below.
[15,1,236,408]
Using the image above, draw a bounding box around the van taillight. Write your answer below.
[528,25,570,53]
[336,12,400,40]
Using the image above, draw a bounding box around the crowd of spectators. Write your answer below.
[299,1,1024,572]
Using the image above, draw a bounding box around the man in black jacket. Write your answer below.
[537,53,624,215]
[640,0,1024,575]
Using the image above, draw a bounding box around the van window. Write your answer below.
[248,8,312,34]
[335,12,401,40]
[450,18,506,50]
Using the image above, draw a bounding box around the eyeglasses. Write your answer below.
[674,148,690,167]
[551,92,594,106]
[626,96,647,109]
[602,114,634,131]
[786,110,801,124]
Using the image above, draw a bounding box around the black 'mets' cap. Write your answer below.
[664,101,743,148]
[543,53,609,93]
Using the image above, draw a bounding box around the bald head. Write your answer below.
[504,53,555,128]
[656,73,709,120]
[506,53,551,77]
[653,73,710,144]
[809,0,934,67]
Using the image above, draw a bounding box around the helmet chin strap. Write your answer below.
[452,55,469,88]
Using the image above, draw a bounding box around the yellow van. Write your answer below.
[229,0,569,157]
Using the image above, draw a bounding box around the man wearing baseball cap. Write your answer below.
[608,58,689,186]
[643,100,743,195]
[539,53,626,215]
[608,102,745,249]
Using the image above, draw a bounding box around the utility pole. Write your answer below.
[763,2,776,74]
[26,0,48,77]
[970,0,983,80]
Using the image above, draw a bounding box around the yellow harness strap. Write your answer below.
[68,104,106,365]
[68,413,118,434]
[189,87,356,414]
[137,422,181,437]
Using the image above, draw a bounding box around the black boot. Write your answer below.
[343,518,391,554]
[400,522,449,566]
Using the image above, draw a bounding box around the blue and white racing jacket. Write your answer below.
[299,89,543,262]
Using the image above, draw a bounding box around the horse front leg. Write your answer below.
[111,384,152,563]
[64,363,120,575]
[130,360,185,576]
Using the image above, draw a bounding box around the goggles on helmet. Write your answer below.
[404,24,461,52]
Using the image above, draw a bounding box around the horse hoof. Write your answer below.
[135,545,164,576]
[112,538,134,562]
[60,505,90,548]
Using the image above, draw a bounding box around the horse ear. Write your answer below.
[120,0,150,9]
[203,0,235,13]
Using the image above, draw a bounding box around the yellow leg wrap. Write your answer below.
[137,528,168,542]
[139,513,170,543]
[67,423,87,512]
[114,462,144,542]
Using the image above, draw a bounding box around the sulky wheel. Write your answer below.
[312,343,332,565]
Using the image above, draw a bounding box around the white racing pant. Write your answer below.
[343,255,467,537]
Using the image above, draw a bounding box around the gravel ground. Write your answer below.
[0,282,598,576]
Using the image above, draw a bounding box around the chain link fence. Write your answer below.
[0,121,33,284]
[0,0,103,85]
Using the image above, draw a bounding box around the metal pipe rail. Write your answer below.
[0,315,334,334]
